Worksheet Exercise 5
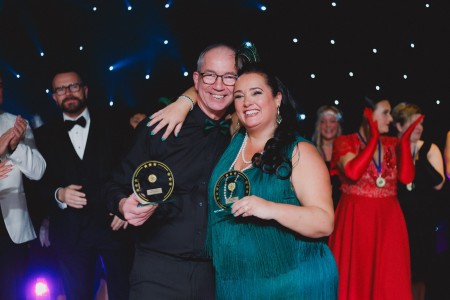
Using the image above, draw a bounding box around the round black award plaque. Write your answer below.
[213,170,250,212]
[132,160,174,205]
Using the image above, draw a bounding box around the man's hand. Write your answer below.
[9,115,27,151]
[120,194,158,226]
[0,129,14,156]
[110,214,128,231]
[0,160,13,179]
[58,185,87,209]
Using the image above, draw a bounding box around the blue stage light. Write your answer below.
[164,40,168,45]
[79,46,83,51]
[40,52,44,57]
[128,6,132,11]
[109,66,114,71]
[183,71,189,77]
[296,113,306,121]
[145,74,150,79]
[260,5,267,11]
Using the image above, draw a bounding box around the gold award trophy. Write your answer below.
[213,170,250,213]
[132,160,174,205]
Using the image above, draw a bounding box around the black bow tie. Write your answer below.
[204,119,230,135]
[64,116,86,131]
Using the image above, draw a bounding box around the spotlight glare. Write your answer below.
[165,3,170,8]
[163,40,169,45]
[375,85,380,91]
[373,48,377,54]
[349,72,354,77]
[40,52,44,57]
[35,279,50,297]
[145,74,150,80]
[334,100,340,105]
[93,6,97,11]
[79,46,84,51]
[45,89,50,94]
[260,5,267,11]
[16,74,20,79]
[410,43,415,48]
[109,66,114,71]
[183,71,189,77]
[332,2,337,7]
[436,100,440,105]
[299,114,306,120]
[109,100,114,107]
[330,39,335,45]
[310,74,316,79]
[403,74,408,79]
[425,4,430,8]
[293,38,298,43]
[128,6,132,11]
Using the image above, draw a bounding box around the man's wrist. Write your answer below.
[118,198,127,216]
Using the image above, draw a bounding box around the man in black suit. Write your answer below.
[35,70,131,300]
[105,43,237,299]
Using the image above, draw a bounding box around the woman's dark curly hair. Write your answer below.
[238,63,301,179]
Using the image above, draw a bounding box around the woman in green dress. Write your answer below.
[207,63,337,299]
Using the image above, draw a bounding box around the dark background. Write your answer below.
[0,0,449,144]
[1,1,450,296]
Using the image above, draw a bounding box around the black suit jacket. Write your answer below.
[34,109,129,250]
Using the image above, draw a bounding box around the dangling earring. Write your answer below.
[276,105,283,125]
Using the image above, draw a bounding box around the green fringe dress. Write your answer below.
[207,132,338,300]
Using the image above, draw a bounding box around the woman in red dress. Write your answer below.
[328,96,423,300]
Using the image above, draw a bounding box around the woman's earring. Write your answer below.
[276,106,282,125]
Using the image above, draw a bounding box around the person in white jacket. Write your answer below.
[0,74,46,300]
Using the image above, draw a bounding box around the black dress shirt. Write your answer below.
[105,106,230,259]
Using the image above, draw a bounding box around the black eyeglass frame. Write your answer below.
[199,72,238,86]
[53,82,84,95]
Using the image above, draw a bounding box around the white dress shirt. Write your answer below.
[63,108,90,159]
[55,108,90,209]
[0,111,46,243]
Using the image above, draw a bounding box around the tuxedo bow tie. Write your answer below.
[64,116,86,131]
[204,119,230,135]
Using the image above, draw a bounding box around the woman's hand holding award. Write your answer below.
[213,170,251,214]
[132,160,175,206]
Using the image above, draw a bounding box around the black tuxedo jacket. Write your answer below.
[34,109,129,250]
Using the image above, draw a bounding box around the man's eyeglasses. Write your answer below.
[199,73,238,86]
[53,83,84,96]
